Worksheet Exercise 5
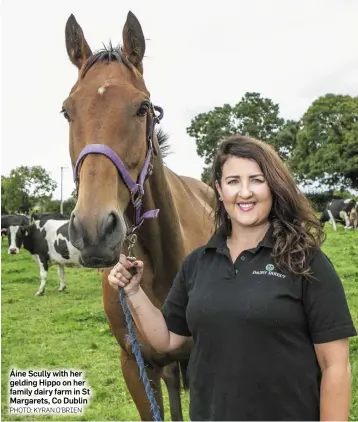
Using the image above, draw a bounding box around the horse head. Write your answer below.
[64,12,162,267]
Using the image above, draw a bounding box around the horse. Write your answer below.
[63,11,215,421]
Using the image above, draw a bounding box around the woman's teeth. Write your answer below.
[238,203,255,211]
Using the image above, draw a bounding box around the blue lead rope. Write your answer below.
[118,288,163,422]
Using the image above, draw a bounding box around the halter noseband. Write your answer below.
[72,104,164,235]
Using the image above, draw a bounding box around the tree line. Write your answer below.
[1,166,75,215]
[2,91,357,214]
[186,92,358,191]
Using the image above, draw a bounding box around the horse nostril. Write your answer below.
[69,212,85,250]
[102,212,119,237]
[99,211,121,239]
[107,213,117,233]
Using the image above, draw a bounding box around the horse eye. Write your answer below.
[61,107,71,122]
[137,102,150,117]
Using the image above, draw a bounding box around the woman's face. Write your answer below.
[215,156,273,228]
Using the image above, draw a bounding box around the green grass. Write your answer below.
[320,227,358,421]
[1,226,357,421]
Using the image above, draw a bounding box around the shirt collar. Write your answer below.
[205,225,227,250]
[204,224,274,252]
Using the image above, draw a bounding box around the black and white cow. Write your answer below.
[319,198,357,231]
[1,214,29,236]
[30,212,69,223]
[7,219,82,296]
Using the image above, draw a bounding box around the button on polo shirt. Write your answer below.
[162,226,357,421]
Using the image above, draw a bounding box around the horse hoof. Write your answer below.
[58,287,67,292]
[35,291,44,296]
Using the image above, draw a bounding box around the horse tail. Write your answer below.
[179,358,190,391]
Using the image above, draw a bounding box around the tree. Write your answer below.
[34,196,76,216]
[186,92,286,183]
[289,94,358,189]
[62,197,76,215]
[274,119,301,161]
[1,175,32,214]
[1,166,57,213]
[1,180,7,214]
[36,197,61,213]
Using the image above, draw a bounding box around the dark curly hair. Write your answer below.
[211,135,326,278]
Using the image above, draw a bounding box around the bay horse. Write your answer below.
[64,11,215,421]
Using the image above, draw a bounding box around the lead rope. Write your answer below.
[117,234,162,422]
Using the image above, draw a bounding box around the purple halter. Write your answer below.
[72,104,164,235]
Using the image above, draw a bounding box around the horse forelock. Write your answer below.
[80,41,138,80]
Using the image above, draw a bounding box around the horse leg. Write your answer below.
[120,348,165,421]
[162,362,184,421]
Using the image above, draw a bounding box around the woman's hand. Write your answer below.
[108,254,144,296]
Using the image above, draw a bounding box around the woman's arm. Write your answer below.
[314,338,352,421]
[108,256,189,354]
[125,286,190,353]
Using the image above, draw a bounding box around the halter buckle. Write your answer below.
[130,185,144,208]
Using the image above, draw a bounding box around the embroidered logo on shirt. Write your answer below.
[252,264,286,279]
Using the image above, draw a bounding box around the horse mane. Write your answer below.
[156,128,171,159]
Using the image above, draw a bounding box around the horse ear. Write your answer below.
[65,14,92,70]
[122,11,145,69]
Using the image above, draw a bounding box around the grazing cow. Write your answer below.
[1,214,29,236]
[7,219,81,296]
[30,212,69,223]
[319,198,357,231]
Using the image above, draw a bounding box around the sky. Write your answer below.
[2,0,358,200]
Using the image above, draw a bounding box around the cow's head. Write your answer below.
[7,225,29,254]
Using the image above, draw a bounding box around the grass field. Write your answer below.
[1,226,357,421]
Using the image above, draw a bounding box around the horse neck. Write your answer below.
[126,155,185,296]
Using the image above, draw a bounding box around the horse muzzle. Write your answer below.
[68,210,126,268]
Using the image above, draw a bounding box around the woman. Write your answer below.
[108,135,357,421]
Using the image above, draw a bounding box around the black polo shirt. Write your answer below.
[162,226,357,421]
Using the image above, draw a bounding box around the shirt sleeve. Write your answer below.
[303,249,357,344]
[161,260,191,337]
